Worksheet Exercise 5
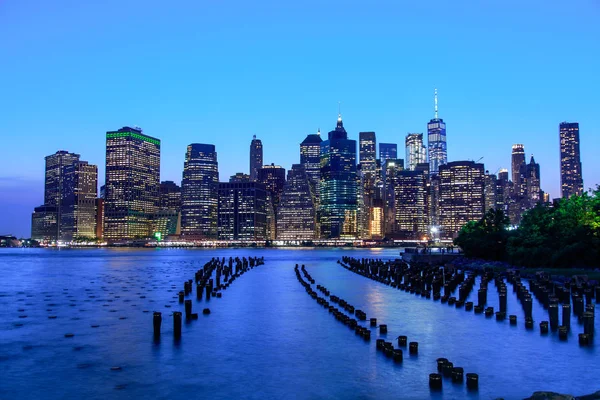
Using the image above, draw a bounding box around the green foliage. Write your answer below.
[454,186,600,268]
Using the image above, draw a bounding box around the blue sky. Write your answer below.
[1,0,599,237]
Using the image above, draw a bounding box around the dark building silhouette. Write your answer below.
[180,144,219,239]
[379,143,397,164]
[257,164,286,211]
[229,173,251,183]
[249,135,263,182]
[159,181,181,211]
[559,122,583,198]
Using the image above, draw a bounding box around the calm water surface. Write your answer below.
[0,248,598,399]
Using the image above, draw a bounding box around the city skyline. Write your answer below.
[1,1,599,237]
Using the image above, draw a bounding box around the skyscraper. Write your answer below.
[180,144,219,239]
[257,164,286,210]
[394,169,427,240]
[229,173,251,183]
[359,132,377,173]
[104,127,160,242]
[484,171,498,212]
[60,161,98,240]
[511,144,526,193]
[526,155,541,206]
[249,135,263,182]
[427,89,447,175]
[276,164,317,240]
[382,159,403,235]
[559,122,583,198]
[319,113,357,239]
[405,133,427,171]
[217,182,267,240]
[439,161,485,240]
[159,181,181,211]
[379,143,397,163]
[300,130,322,187]
[359,132,377,238]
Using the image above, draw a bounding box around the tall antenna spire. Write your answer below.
[338,101,342,121]
[434,88,438,119]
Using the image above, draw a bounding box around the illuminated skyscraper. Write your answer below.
[319,113,357,239]
[484,171,499,212]
[393,169,427,240]
[382,159,403,235]
[559,122,583,198]
[439,161,485,240]
[526,155,541,206]
[60,161,98,240]
[276,164,317,240]
[180,144,219,239]
[511,144,526,194]
[405,133,427,171]
[427,89,447,174]
[359,132,377,174]
[300,130,322,187]
[104,127,160,241]
[359,132,377,238]
[249,135,263,181]
[379,143,397,163]
[217,182,267,240]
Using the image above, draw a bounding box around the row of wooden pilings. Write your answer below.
[153,256,265,340]
[295,263,478,392]
[340,256,596,346]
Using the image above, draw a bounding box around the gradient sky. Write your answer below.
[1,0,599,237]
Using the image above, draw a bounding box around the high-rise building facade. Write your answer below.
[382,159,404,235]
[276,164,317,240]
[405,133,427,171]
[358,132,377,238]
[300,130,322,187]
[104,127,160,241]
[180,144,219,239]
[319,114,357,239]
[511,144,526,194]
[379,143,397,163]
[257,164,286,210]
[427,89,447,175]
[229,173,251,183]
[439,161,485,240]
[159,181,181,211]
[359,132,377,174]
[526,155,541,206]
[559,122,583,198]
[217,182,267,240]
[394,169,427,240]
[60,161,98,240]
[484,171,498,212]
[31,205,58,242]
[249,135,263,182]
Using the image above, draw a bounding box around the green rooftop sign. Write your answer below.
[106,132,160,146]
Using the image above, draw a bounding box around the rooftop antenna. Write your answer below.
[434,88,438,119]
[338,101,342,121]
[317,128,321,136]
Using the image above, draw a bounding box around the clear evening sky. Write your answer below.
[1,0,599,237]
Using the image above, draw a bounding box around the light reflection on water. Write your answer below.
[0,248,598,400]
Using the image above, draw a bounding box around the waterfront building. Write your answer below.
[257,163,286,210]
[405,133,427,171]
[427,89,447,175]
[104,127,160,241]
[359,132,377,238]
[559,122,583,198]
[249,135,263,182]
[217,182,267,240]
[151,210,180,238]
[369,198,384,240]
[379,143,397,164]
[159,181,181,211]
[393,169,427,240]
[95,198,104,239]
[229,172,251,183]
[319,113,358,239]
[31,205,58,242]
[276,164,317,240]
[60,161,98,240]
[439,161,485,240]
[180,144,219,239]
